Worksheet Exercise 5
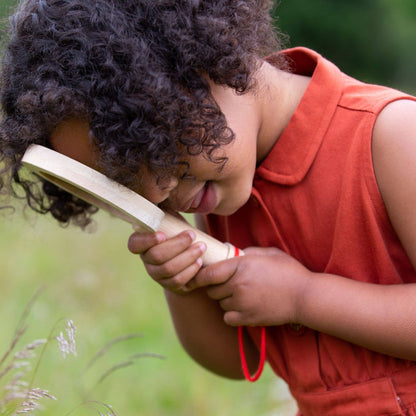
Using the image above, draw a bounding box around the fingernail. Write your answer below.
[155,232,166,243]
[197,242,207,253]
[188,230,196,241]
[196,257,203,267]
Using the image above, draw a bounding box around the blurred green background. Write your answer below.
[275,0,416,93]
[0,0,415,415]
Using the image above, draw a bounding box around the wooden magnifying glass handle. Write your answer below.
[138,212,242,265]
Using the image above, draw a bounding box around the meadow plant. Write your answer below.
[55,319,77,359]
[0,323,57,414]
[0,289,164,415]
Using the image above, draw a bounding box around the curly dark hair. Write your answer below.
[0,0,286,227]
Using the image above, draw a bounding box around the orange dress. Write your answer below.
[206,47,416,415]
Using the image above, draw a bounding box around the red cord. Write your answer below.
[234,245,266,382]
[238,326,266,382]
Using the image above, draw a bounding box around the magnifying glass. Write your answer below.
[21,144,240,265]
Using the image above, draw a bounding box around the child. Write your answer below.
[2,1,416,415]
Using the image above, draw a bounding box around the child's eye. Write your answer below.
[180,173,196,181]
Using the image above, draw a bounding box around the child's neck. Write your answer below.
[255,62,311,164]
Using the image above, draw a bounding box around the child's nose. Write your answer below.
[158,176,179,200]
[141,176,179,206]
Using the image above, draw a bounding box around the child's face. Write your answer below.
[50,84,260,216]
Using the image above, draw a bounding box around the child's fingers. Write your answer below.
[141,230,197,265]
[127,231,166,254]
[186,257,239,290]
[205,283,233,301]
[128,229,207,292]
[243,246,282,257]
[128,229,195,261]
[151,259,204,293]
[223,311,245,327]
[145,241,206,281]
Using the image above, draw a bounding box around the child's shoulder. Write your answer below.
[372,98,416,260]
[373,98,416,149]
[339,74,415,115]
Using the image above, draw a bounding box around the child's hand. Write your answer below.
[127,230,207,294]
[186,247,313,327]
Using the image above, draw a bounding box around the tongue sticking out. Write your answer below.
[193,182,217,214]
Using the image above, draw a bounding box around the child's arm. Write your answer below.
[300,98,416,359]
[189,99,416,361]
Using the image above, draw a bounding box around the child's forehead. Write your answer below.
[49,119,98,169]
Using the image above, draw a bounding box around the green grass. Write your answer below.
[0,209,295,415]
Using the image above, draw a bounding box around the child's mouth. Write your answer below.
[188,182,217,215]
